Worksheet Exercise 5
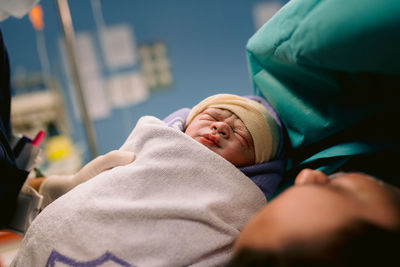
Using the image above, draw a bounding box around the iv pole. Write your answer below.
[54,0,98,159]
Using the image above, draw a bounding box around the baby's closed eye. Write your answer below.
[200,114,215,121]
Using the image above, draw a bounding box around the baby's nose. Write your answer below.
[211,122,230,138]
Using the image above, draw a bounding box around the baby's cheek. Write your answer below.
[237,142,252,156]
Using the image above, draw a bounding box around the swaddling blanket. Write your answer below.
[12,116,266,267]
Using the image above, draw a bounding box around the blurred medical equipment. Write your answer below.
[3,2,86,238]
[0,0,39,21]
[29,5,50,78]
[55,0,98,158]
[6,126,44,235]
[139,42,173,90]
[11,77,66,139]
[10,72,83,172]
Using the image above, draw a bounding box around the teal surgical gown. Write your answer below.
[247,0,400,186]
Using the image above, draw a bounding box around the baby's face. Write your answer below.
[185,108,255,166]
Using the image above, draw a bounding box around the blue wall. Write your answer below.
[0,0,285,162]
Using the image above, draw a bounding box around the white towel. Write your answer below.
[12,116,266,267]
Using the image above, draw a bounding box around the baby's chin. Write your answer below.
[195,139,227,160]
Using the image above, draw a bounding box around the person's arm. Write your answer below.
[38,150,135,209]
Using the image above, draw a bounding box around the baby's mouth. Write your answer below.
[199,134,220,147]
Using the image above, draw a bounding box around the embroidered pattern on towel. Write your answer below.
[45,250,134,267]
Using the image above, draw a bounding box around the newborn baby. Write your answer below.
[185,94,280,166]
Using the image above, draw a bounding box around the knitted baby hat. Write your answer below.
[186,94,279,163]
